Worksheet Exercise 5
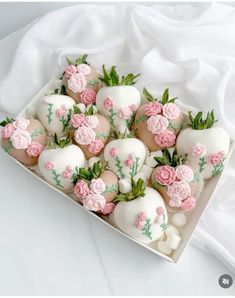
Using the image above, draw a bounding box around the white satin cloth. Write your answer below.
[0,2,235,286]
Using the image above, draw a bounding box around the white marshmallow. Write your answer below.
[165,224,179,237]
[172,213,187,227]
[76,103,86,113]
[88,157,101,168]
[157,241,172,256]
[150,150,163,158]
[119,179,132,194]
[139,165,153,180]
[133,173,147,185]
[145,156,157,168]
[166,233,182,250]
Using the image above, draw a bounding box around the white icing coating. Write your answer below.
[104,138,147,179]
[38,144,85,191]
[172,213,187,227]
[118,179,132,194]
[166,233,181,250]
[37,95,76,136]
[113,187,168,244]
[157,241,172,255]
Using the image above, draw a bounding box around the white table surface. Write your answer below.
[0,3,235,296]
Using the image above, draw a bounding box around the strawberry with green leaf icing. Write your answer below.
[133,88,183,152]
[113,178,168,244]
[96,65,141,131]
[72,161,118,214]
[176,111,230,179]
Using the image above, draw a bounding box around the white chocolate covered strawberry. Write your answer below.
[96,65,141,131]
[1,116,47,166]
[176,111,230,179]
[133,88,183,152]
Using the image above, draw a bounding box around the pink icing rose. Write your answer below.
[55,108,66,118]
[74,180,90,199]
[124,158,134,167]
[10,128,32,150]
[169,199,182,208]
[103,97,114,109]
[118,106,132,120]
[83,193,106,211]
[162,103,181,120]
[101,203,115,215]
[155,165,176,185]
[144,101,162,116]
[175,165,194,182]
[64,65,78,79]
[137,211,147,222]
[88,139,104,154]
[74,126,95,145]
[146,115,169,134]
[181,196,196,211]
[68,72,87,93]
[13,117,30,130]
[90,178,106,194]
[84,115,99,129]
[80,88,97,105]
[70,114,86,128]
[1,123,14,139]
[190,143,206,157]
[129,104,137,112]
[156,206,165,216]
[167,180,191,201]
[77,64,91,75]
[208,153,223,165]
[109,147,119,158]
[45,161,54,170]
[26,142,44,157]
[154,129,176,148]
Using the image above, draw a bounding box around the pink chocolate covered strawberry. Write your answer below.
[133,88,183,152]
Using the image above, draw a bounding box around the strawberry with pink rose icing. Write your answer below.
[113,178,168,244]
[96,65,141,131]
[72,161,118,214]
[133,88,183,152]
[61,55,102,104]
[176,111,230,179]
[151,149,204,212]
[1,116,47,166]
[38,135,85,192]
[70,104,110,159]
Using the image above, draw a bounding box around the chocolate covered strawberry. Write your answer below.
[151,149,204,212]
[176,111,230,179]
[133,88,183,152]
[1,116,47,166]
[96,65,141,131]
[72,161,118,214]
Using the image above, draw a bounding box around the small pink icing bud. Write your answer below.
[135,221,144,229]
[55,108,66,118]
[62,170,72,179]
[109,147,119,158]
[156,206,165,216]
[190,143,206,157]
[26,142,44,157]
[181,196,196,212]
[208,153,223,165]
[137,211,147,222]
[80,88,96,105]
[124,158,134,167]
[1,123,14,139]
[103,97,114,109]
[45,161,54,170]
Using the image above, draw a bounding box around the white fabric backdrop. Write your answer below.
[0,2,235,276]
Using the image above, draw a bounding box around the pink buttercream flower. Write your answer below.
[64,64,78,79]
[77,64,91,75]
[13,117,30,130]
[90,178,106,194]
[101,203,115,215]
[129,104,137,112]
[10,128,32,150]
[84,115,99,129]
[70,114,86,128]
[156,206,165,216]
[154,130,176,148]
[181,196,196,211]
[124,158,134,167]
[169,199,182,208]
[175,165,194,182]
[83,193,106,211]
[80,88,97,105]
[74,126,96,145]
[147,115,169,134]
[88,139,104,154]
[162,103,181,120]
[137,211,147,222]
[208,153,223,165]
[103,97,114,109]
[190,143,206,157]
[55,108,66,118]
[68,72,87,93]
[109,147,119,158]
[74,180,90,199]
[1,123,14,139]
[167,180,191,201]
[26,142,44,157]
[144,101,162,116]
[118,106,132,120]
[45,161,54,170]
[62,169,72,179]
[155,165,176,185]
